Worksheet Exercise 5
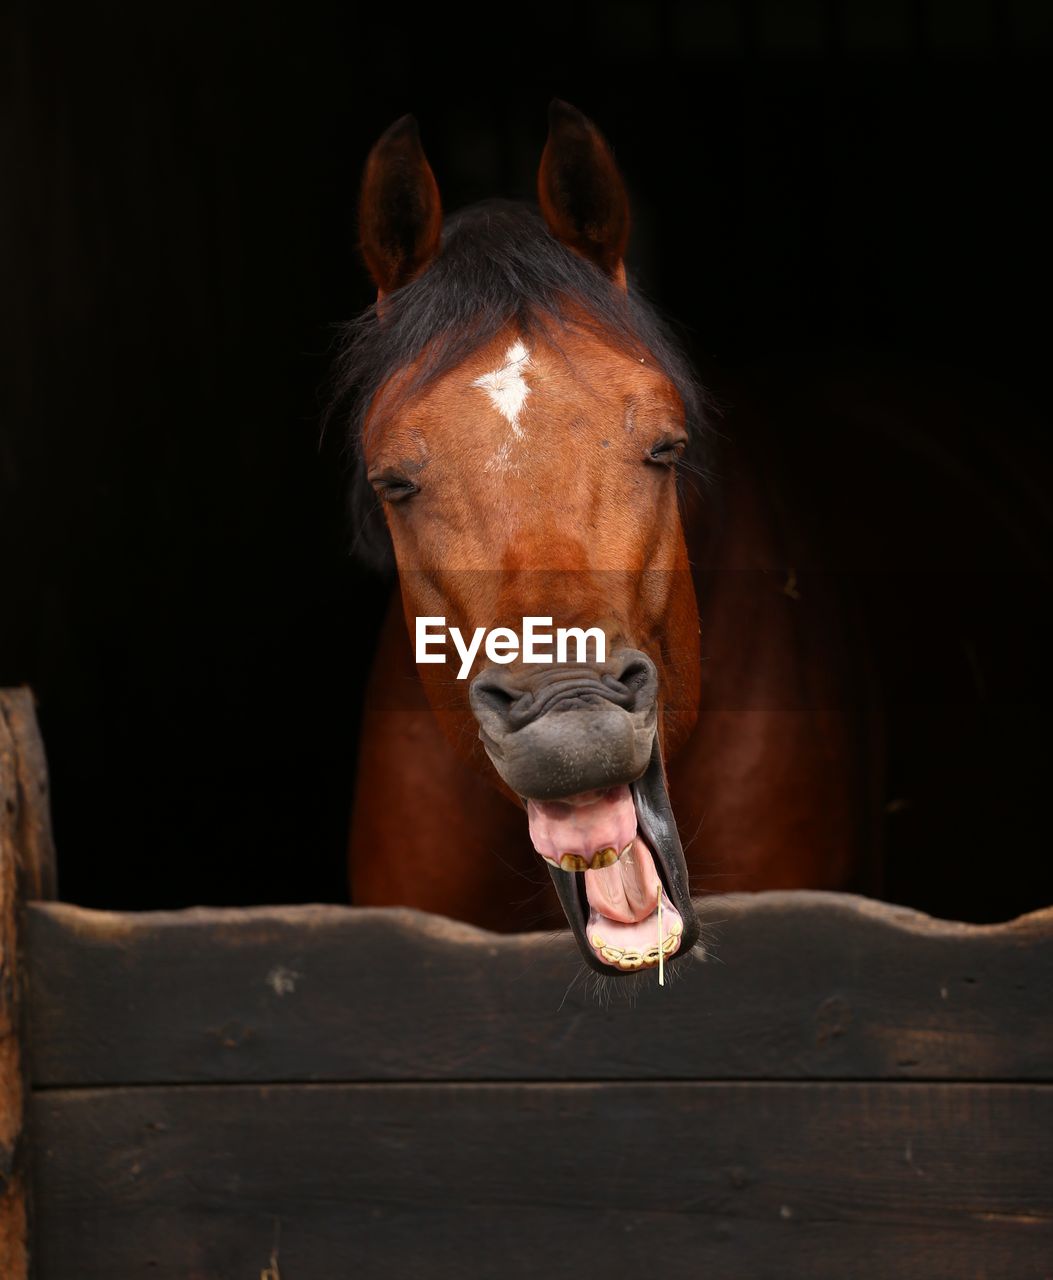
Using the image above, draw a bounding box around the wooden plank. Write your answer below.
[26,893,1053,1086]
[0,692,36,1278]
[0,690,58,903]
[29,1081,1053,1279]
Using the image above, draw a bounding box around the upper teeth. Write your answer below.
[552,841,634,873]
[558,853,590,872]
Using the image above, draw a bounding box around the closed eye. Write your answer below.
[368,468,420,503]
[646,436,688,467]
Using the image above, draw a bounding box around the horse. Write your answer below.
[331,102,880,976]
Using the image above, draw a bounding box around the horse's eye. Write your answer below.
[647,436,688,467]
[368,469,420,503]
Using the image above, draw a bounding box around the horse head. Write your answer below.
[338,102,707,974]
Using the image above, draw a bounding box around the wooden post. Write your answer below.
[1,688,59,1279]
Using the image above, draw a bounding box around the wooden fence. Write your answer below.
[2,687,1051,1278]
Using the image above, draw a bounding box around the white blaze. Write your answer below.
[472,340,532,440]
[485,438,517,475]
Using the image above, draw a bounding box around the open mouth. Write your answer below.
[526,740,701,975]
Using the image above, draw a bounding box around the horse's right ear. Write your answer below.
[359,115,443,297]
[538,100,630,288]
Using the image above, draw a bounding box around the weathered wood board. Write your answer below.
[1,689,58,1280]
[4,686,1052,1279]
[25,893,1053,1085]
[30,1081,1053,1280]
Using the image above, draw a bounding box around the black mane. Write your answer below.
[328,199,710,570]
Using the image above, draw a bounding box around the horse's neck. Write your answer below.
[686,425,848,703]
[675,429,885,894]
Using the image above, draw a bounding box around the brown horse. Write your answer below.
[333,102,879,976]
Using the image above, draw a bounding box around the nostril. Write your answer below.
[469,672,530,726]
[474,684,515,715]
[617,659,653,694]
[602,651,659,708]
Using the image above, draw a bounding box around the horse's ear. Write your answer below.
[359,115,443,297]
[538,100,630,289]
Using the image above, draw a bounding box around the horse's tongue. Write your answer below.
[584,837,660,924]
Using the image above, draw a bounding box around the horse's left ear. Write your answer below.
[359,115,443,297]
[538,100,630,289]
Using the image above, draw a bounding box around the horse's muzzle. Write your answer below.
[468,649,659,801]
[470,649,700,976]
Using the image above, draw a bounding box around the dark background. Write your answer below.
[2,0,1050,920]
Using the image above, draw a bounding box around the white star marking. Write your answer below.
[472,340,532,440]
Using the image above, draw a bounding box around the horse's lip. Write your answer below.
[544,738,700,975]
[477,726,506,762]
[508,677,634,728]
